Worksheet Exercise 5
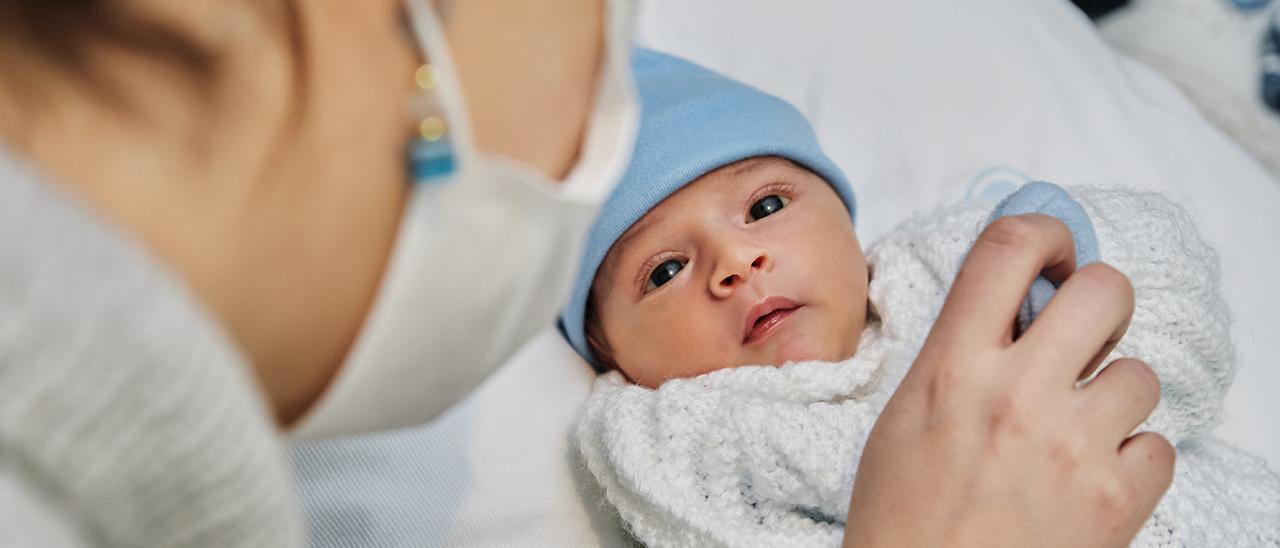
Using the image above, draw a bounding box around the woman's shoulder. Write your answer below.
[0,467,94,547]
[0,145,224,361]
[0,146,305,548]
[0,145,220,339]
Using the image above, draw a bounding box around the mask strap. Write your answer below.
[403,0,474,183]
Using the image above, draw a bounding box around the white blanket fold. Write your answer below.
[576,187,1280,547]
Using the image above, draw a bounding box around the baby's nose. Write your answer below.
[719,254,766,287]
[711,250,771,296]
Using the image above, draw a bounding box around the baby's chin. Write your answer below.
[745,305,864,366]
[620,332,861,388]
[750,330,859,366]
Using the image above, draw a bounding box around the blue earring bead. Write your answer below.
[408,135,456,182]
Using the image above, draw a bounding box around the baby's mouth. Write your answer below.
[742,297,802,345]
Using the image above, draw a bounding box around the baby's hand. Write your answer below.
[844,214,1172,548]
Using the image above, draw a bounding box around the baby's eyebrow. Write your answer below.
[726,156,782,178]
[611,209,667,265]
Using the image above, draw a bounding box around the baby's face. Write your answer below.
[592,157,868,387]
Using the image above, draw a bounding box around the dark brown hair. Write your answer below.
[0,0,306,112]
[0,1,215,96]
[0,0,311,162]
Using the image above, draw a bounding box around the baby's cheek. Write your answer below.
[625,315,728,377]
[675,329,741,373]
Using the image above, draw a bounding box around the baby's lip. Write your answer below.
[742,296,802,344]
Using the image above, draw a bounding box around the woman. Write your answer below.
[0,0,1172,546]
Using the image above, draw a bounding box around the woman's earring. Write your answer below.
[407,62,457,183]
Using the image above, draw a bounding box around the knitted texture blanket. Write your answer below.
[576,186,1280,547]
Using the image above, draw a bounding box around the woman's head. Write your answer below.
[561,48,861,386]
[0,0,420,423]
[0,0,609,426]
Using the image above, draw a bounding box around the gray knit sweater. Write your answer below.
[0,148,304,547]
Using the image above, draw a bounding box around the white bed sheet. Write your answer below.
[290,1,1280,545]
[1098,0,1280,179]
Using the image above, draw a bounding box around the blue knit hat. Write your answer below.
[560,48,857,367]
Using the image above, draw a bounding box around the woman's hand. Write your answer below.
[844,214,1173,547]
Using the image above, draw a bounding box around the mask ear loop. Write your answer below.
[403,0,474,183]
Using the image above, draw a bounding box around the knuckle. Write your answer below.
[1112,358,1161,405]
[979,215,1042,252]
[923,362,965,411]
[1047,432,1086,473]
[1140,432,1177,474]
[985,385,1039,448]
[986,392,1017,433]
[1074,263,1135,309]
[1092,476,1138,515]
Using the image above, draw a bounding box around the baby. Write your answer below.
[563,49,1280,547]
[575,151,865,386]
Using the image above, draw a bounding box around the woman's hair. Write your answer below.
[1,1,215,89]
[0,0,305,109]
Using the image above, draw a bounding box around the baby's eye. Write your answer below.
[646,258,685,291]
[749,194,788,221]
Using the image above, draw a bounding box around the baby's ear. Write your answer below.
[583,292,618,374]
[585,332,617,375]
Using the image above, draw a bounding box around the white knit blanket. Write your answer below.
[576,187,1280,547]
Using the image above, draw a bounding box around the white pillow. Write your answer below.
[290,0,1280,545]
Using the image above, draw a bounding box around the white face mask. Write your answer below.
[290,0,637,438]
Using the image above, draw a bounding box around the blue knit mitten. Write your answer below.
[986,181,1101,333]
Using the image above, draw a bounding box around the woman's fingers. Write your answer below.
[1017,263,1135,385]
[1117,432,1176,519]
[1075,358,1161,444]
[929,214,1077,355]
[850,210,1175,548]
